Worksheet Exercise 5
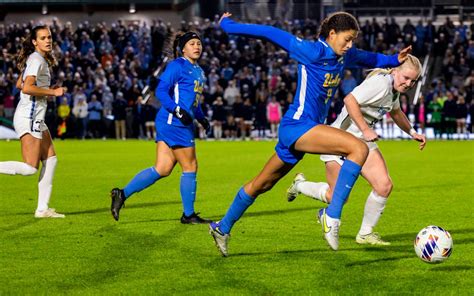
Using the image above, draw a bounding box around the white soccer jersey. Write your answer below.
[331,73,400,139]
[14,52,51,139]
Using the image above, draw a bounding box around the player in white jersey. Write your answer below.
[0,26,67,218]
[287,55,426,245]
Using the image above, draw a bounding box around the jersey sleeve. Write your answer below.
[220,17,292,52]
[345,47,400,69]
[23,55,43,80]
[350,75,390,105]
[155,61,181,113]
[288,38,325,65]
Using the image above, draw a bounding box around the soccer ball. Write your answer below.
[414,225,453,263]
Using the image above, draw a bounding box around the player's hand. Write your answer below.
[398,46,412,63]
[219,12,232,25]
[362,128,379,142]
[412,132,426,150]
[198,118,211,132]
[174,106,193,125]
[53,87,67,97]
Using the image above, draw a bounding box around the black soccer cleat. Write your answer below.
[110,188,125,221]
[180,212,212,224]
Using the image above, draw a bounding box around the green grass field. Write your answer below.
[0,139,473,295]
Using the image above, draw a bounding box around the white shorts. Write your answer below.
[13,97,49,139]
[320,140,379,166]
[145,121,155,127]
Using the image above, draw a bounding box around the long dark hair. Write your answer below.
[17,25,57,72]
[318,12,359,39]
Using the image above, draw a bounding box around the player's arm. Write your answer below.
[219,13,292,51]
[16,73,23,90]
[345,46,412,69]
[22,76,66,97]
[390,107,426,150]
[219,13,324,64]
[155,80,178,113]
[344,94,378,142]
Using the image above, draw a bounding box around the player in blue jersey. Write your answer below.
[209,12,412,256]
[110,32,211,224]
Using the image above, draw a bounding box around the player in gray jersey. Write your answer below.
[0,26,67,218]
[287,55,426,245]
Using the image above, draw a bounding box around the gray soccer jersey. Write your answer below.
[331,73,400,139]
[14,52,51,139]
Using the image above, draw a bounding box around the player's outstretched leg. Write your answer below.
[110,166,161,221]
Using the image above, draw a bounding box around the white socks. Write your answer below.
[296,181,329,203]
[0,161,38,175]
[358,190,388,236]
[37,156,57,212]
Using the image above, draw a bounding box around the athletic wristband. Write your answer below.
[409,128,416,136]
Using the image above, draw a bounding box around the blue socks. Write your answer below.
[123,167,161,199]
[180,172,197,216]
[219,187,255,234]
[326,159,362,219]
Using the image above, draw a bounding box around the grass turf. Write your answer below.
[0,139,473,295]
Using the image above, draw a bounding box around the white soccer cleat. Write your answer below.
[287,173,306,202]
[209,221,230,257]
[317,208,340,250]
[34,208,65,218]
[356,232,391,246]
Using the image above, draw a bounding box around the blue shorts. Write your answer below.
[275,116,320,164]
[156,122,195,148]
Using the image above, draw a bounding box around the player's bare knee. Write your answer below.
[352,141,369,164]
[155,165,173,177]
[374,179,393,197]
[180,159,197,172]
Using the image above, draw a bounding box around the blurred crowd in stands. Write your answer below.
[0,14,473,140]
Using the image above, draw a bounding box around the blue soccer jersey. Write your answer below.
[155,57,206,126]
[220,18,400,125]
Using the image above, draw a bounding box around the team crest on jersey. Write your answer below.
[323,73,341,88]
[378,106,388,115]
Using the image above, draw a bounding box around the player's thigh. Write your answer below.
[40,130,56,161]
[173,146,197,172]
[361,149,392,196]
[154,141,177,176]
[294,125,367,160]
[244,153,294,197]
[20,134,42,168]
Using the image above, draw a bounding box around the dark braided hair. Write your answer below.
[318,12,359,39]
